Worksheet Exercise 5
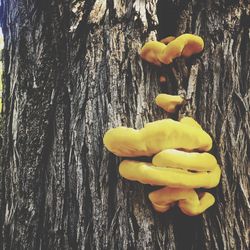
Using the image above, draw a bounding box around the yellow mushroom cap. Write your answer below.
[179,117,202,128]
[140,34,204,65]
[103,116,220,216]
[103,118,212,157]
[155,94,184,113]
[179,192,215,216]
[159,34,204,63]
[119,160,221,189]
[149,187,215,216]
[180,34,204,57]
[139,41,166,66]
[152,149,218,172]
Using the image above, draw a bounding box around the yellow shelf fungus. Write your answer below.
[155,94,184,113]
[149,187,215,216]
[103,117,221,216]
[104,34,220,216]
[152,149,218,172]
[119,159,221,189]
[140,34,204,65]
[103,118,212,157]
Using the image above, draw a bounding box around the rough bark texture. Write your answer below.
[0,0,249,249]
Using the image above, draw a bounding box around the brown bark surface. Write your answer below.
[0,0,249,249]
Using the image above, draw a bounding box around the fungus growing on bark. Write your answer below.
[103,118,212,157]
[139,41,166,66]
[148,187,215,216]
[140,34,204,65]
[155,94,184,113]
[103,34,220,216]
[103,118,221,215]
[118,158,221,189]
[152,149,217,171]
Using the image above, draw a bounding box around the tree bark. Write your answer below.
[0,0,249,249]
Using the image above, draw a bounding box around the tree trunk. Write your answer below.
[0,0,249,249]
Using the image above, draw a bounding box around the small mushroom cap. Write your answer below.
[155,94,184,113]
[140,34,204,65]
[180,34,204,57]
[159,75,167,83]
[159,34,204,64]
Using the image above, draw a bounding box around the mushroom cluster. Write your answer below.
[140,34,204,65]
[103,34,221,216]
